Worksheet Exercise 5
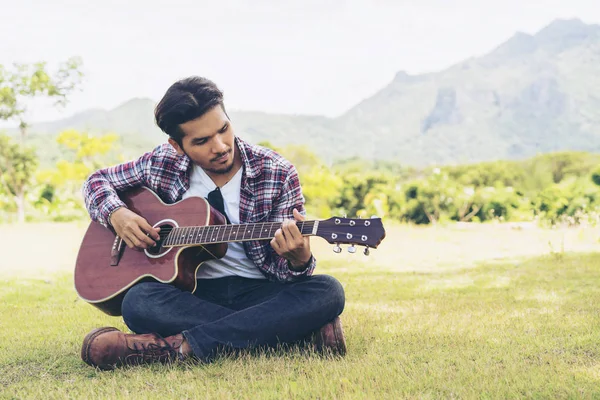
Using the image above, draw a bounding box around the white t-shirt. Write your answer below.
[181,164,267,280]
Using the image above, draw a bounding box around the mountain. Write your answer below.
[333,18,600,165]
[22,98,165,143]
[12,97,335,152]
[10,18,600,166]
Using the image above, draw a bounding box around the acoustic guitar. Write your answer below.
[74,187,386,316]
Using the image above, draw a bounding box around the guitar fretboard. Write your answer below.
[163,221,318,247]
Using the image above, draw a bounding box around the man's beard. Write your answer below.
[182,146,236,176]
[205,149,234,175]
[205,160,234,175]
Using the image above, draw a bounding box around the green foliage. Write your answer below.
[29,130,122,222]
[0,134,38,195]
[301,166,343,217]
[0,130,121,222]
[0,134,39,222]
[399,170,451,224]
[446,160,526,188]
[278,144,322,175]
[533,177,600,225]
[1,128,598,226]
[592,167,600,186]
[0,57,83,222]
[26,184,90,222]
[0,58,83,135]
[335,172,391,218]
[277,144,344,217]
[296,149,600,225]
[445,152,600,195]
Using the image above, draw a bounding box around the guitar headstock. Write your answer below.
[316,216,386,254]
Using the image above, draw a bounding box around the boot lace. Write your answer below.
[125,336,184,365]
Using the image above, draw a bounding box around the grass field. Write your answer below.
[1,222,600,399]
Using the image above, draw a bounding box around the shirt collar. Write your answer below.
[175,152,190,172]
[235,136,260,179]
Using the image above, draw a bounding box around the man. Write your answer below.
[80,76,346,370]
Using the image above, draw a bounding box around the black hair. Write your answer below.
[154,76,225,145]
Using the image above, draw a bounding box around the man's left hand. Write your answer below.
[271,208,312,269]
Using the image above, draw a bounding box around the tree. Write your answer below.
[278,144,324,175]
[32,130,121,222]
[37,129,120,194]
[592,167,600,186]
[0,134,38,223]
[0,57,83,143]
[301,166,343,218]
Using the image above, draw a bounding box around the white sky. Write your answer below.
[1,0,599,125]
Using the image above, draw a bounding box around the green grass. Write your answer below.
[2,252,600,399]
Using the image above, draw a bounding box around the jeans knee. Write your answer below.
[121,282,163,332]
[313,274,345,316]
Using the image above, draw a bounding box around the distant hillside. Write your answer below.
[334,18,600,165]
[12,98,336,157]
[11,18,600,166]
[20,98,166,144]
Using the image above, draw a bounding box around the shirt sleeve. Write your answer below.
[259,164,317,281]
[82,150,154,227]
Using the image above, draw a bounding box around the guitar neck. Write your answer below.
[162,221,319,247]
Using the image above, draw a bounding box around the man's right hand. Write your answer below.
[110,207,161,250]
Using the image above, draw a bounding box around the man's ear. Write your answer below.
[168,138,185,155]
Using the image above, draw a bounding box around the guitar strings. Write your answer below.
[151,222,318,235]
[152,221,360,233]
[152,230,366,245]
[151,222,362,239]
[147,221,371,246]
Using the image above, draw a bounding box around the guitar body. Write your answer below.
[74,187,227,316]
[75,187,387,317]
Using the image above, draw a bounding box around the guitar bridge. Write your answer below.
[110,235,125,266]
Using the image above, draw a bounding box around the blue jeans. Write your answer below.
[121,274,345,361]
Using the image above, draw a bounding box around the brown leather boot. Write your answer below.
[311,316,347,356]
[81,327,187,370]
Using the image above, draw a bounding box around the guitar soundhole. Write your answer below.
[145,222,176,257]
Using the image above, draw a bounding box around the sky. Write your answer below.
[1,0,600,126]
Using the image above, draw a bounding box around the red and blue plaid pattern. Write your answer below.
[82,136,316,282]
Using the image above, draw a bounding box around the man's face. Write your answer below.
[169,106,236,176]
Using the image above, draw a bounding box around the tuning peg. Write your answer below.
[348,245,356,254]
[363,247,370,256]
[370,215,379,219]
[333,244,342,253]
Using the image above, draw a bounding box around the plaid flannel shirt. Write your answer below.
[82,136,316,282]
